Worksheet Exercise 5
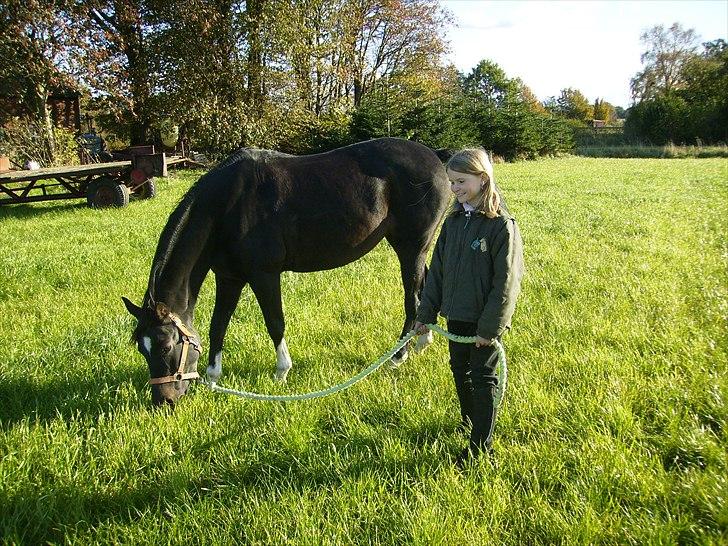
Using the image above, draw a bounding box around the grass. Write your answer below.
[1,157,726,544]
[576,143,728,159]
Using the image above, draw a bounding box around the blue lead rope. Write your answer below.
[204,324,507,407]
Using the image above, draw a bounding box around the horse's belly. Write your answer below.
[286,213,389,272]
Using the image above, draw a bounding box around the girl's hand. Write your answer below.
[475,336,494,348]
[413,321,430,335]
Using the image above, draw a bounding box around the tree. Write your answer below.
[515,79,548,115]
[0,0,82,157]
[143,1,256,152]
[593,98,616,124]
[462,59,517,108]
[679,39,728,142]
[344,0,450,108]
[627,36,727,144]
[625,93,691,144]
[72,0,158,145]
[554,88,592,123]
[458,59,573,159]
[630,23,699,102]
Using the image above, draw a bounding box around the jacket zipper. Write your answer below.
[446,212,472,313]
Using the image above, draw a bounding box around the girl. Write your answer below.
[413,148,524,467]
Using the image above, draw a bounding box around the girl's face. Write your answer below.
[447,168,483,207]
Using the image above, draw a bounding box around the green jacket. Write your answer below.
[416,206,524,339]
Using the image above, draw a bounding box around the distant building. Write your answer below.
[47,90,81,131]
[0,88,80,131]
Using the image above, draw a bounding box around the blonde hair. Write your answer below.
[446,148,500,218]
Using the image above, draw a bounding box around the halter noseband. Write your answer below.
[148,312,202,385]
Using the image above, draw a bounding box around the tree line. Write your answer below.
[1,3,724,165]
[0,0,580,161]
[626,23,727,145]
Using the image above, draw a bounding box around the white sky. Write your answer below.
[441,0,728,107]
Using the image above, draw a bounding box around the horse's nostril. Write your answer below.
[152,393,176,409]
[153,397,175,411]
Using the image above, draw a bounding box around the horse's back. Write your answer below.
[202,139,449,273]
[270,138,450,215]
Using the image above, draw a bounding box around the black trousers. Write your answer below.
[447,320,499,452]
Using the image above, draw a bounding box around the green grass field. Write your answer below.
[576,144,728,159]
[1,157,726,545]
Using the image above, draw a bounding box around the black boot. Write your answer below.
[453,376,473,433]
[469,384,496,451]
[454,445,496,470]
[455,385,497,469]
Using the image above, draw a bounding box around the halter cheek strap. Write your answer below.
[148,313,202,385]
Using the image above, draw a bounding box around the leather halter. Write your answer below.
[148,312,202,385]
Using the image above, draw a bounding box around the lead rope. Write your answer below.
[203,324,507,407]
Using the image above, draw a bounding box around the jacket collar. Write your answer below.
[454,202,485,216]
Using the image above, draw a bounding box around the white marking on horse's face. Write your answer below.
[140,336,153,358]
[206,351,223,384]
[275,338,292,382]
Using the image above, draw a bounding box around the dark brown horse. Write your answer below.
[123,138,450,406]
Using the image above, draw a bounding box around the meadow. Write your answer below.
[0,156,726,545]
[575,144,728,159]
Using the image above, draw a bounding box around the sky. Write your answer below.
[441,0,728,107]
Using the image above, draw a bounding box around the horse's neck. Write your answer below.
[149,196,214,317]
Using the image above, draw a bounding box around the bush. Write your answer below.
[472,102,573,161]
[398,97,480,150]
[625,94,692,145]
[0,118,80,167]
[573,126,629,147]
[277,110,352,155]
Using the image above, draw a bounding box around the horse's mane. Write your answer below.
[146,148,292,305]
[210,147,293,174]
[146,194,194,306]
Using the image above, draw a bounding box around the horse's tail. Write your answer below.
[417,263,429,302]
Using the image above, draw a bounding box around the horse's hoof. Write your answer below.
[274,367,290,382]
[206,362,221,384]
[413,330,434,354]
[389,349,409,369]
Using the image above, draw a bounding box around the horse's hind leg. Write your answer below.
[249,271,292,382]
[208,275,246,384]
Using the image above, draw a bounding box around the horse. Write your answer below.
[123,138,450,406]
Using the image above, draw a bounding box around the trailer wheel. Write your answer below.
[134,178,156,199]
[89,179,130,208]
[85,180,100,207]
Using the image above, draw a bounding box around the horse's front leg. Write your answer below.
[249,271,291,382]
[207,275,245,384]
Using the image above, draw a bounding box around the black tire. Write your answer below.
[85,180,100,207]
[135,178,157,199]
[88,179,130,208]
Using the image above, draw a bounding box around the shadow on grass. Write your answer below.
[0,201,87,221]
[3,414,452,543]
[0,367,149,427]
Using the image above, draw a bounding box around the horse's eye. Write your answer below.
[161,345,172,355]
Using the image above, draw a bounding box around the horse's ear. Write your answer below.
[155,302,171,321]
[122,297,144,320]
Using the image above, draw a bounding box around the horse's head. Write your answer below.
[122,297,202,407]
